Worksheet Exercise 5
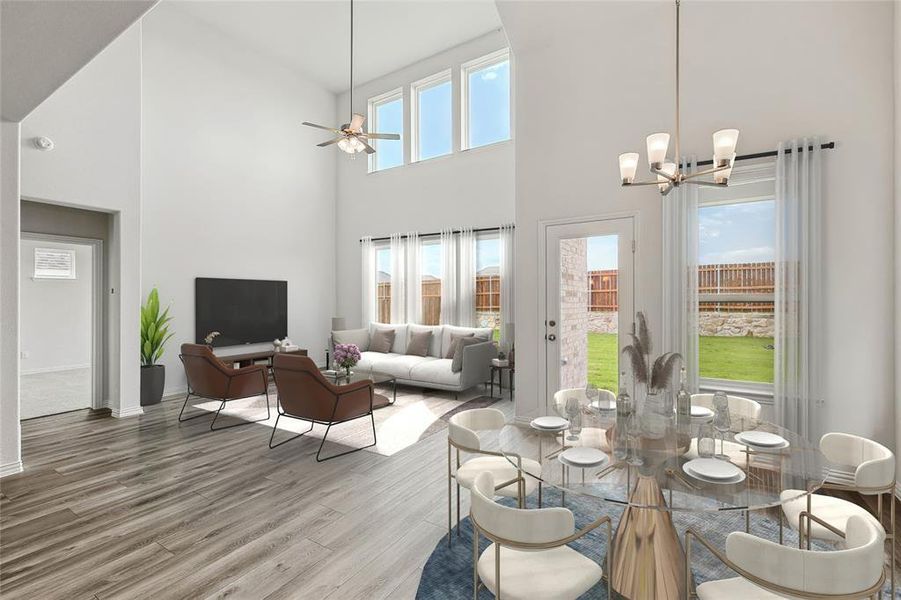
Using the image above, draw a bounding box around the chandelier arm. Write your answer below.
[649,165,678,182]
[674,0,681,167]
[682,179,728,188]
[622,180,667,187]
[680,165,730,181]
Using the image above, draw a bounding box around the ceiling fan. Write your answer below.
[301,0,399,155]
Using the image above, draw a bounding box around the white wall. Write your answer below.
[19,240,93,373]
[499,1,896,447]
[19,24,143,419]
[141,5,337,395]
[335,31,514,326]
[894,0,901,482]
[0,121,22,476]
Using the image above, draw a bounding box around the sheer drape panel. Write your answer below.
[405,232,421,323]
[458,227,476,327]
[361,237,377,326]
[662,157,700,390]
[390,233,406,324]
[499,224,515,351]
[440,228,458,325]
[775,137,822,439]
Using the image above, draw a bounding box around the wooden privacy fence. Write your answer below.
[376,262,774,323]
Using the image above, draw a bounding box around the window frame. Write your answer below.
[33,247,77,280]
[367,88,404,173]
[697,163,777,397]
[461,48,511,151]
[411,70,453,163]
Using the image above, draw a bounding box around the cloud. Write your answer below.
[701,245,775,264]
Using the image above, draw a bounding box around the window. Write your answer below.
[475,234,501,338]
[368,89,404,172]
[698,184,776,385]
[412,71,452,162]
[34,247,76,279]
[462,49,511,150]
[421,241,442,325]
[376,246,391,322]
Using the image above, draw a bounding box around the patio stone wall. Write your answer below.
[584,311,774,337]
[477,311,500,330]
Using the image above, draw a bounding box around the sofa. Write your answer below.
[330,322,498,393]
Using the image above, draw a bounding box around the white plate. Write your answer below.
[531,416,569,430]
[683,458,741,480]
[734,432,789,450]
[691,405,714,418]
[736,430,786,447]
[559,447,608,468]
[590,399,616,412]
[683,463,747,485]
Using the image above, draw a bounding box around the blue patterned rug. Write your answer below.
[417,487,895,599]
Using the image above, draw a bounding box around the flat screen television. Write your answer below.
[195,278,287,347]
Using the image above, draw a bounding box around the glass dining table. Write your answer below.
[476,405,828,600]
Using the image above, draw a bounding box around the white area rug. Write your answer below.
[193,384,502,457]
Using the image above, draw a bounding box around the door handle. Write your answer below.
[547,334,556,341]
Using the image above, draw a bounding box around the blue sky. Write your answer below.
[375,99,403,169]
[418,81,452,160]
[587,236,618,270]
[469,61,510,148]
[699,200,775,264]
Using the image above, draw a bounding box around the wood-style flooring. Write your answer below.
[1,389,502,600]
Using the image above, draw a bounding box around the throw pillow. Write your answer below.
[369,328,396,353]
[406,330,432,357]
[451,337,482,373]
[445,332,475,359]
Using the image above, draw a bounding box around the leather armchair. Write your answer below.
[178,343,270,430]
[270,354,376,461]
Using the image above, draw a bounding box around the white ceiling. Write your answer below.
[172,0,504,93]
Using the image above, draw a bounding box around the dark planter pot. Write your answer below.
[140,364,165,406]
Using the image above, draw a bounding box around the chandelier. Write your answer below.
[618,0,739,196]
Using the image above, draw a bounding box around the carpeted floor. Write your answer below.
[191,383,504,457]
[416,486,897,599]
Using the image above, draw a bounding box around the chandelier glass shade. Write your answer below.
[618,0,740,196]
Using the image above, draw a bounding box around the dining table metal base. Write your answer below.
[608,474,687,600]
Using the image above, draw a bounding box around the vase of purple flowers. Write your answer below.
[333,343,361,378]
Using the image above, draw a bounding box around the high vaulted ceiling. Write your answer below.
[172,0,503,93]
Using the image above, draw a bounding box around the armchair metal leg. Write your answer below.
[315,412,377,462]
[178,392,209,422]
[268,412,313,449]
[448,443,453,547]
[472,524,480,600]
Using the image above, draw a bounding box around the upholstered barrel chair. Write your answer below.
[470,471,610,600]
[178,343,270,430]
[447,408,542,545]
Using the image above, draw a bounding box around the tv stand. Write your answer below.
[218,348,307,369]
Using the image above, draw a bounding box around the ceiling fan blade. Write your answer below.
[360,139,376,154]
[317,137,341,147]
[362,132,400,140]
[302,121,339,132]
[349,113,365,131]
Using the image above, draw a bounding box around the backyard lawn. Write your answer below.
[587,333,774,392]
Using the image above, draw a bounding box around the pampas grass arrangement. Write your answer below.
[621,311,682,391]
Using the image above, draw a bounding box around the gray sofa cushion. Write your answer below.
[451,338,483,372]
[406,330,432,357]
[370,328,396,353]
[445,332,475,359]
[332,328,370,352]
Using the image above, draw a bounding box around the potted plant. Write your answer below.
[333,343,361,378]
[140,288,174,406]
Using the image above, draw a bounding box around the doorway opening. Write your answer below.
[19,234,103,419]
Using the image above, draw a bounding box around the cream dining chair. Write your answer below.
[447,408,542,546]
[687,514,885,599]
[470,471,611,600]
[780,432,895,595]
[691,393,762,424]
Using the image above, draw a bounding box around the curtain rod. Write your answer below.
[695,141,835,167]
[361,225,513,244]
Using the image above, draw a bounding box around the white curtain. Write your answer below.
[440,228,457,325]
[389,233,406,324]
[405,232,421,323]
[774,137,822,439]
[662,157,700,391]
[361,236,377,326]
[458,227,476,327]
[499,223,515,351]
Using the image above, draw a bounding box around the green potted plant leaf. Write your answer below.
[140,287,174,406]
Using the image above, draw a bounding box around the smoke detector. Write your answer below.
[33,137,55,151]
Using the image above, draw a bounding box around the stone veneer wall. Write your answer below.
[559,239,588,389]
[585,311,774,337]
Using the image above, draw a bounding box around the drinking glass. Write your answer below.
[585,383,599,411]
[565,397,582,441]
[712,391,731,460]
[697,422,716,458]
[625,411,644,466]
